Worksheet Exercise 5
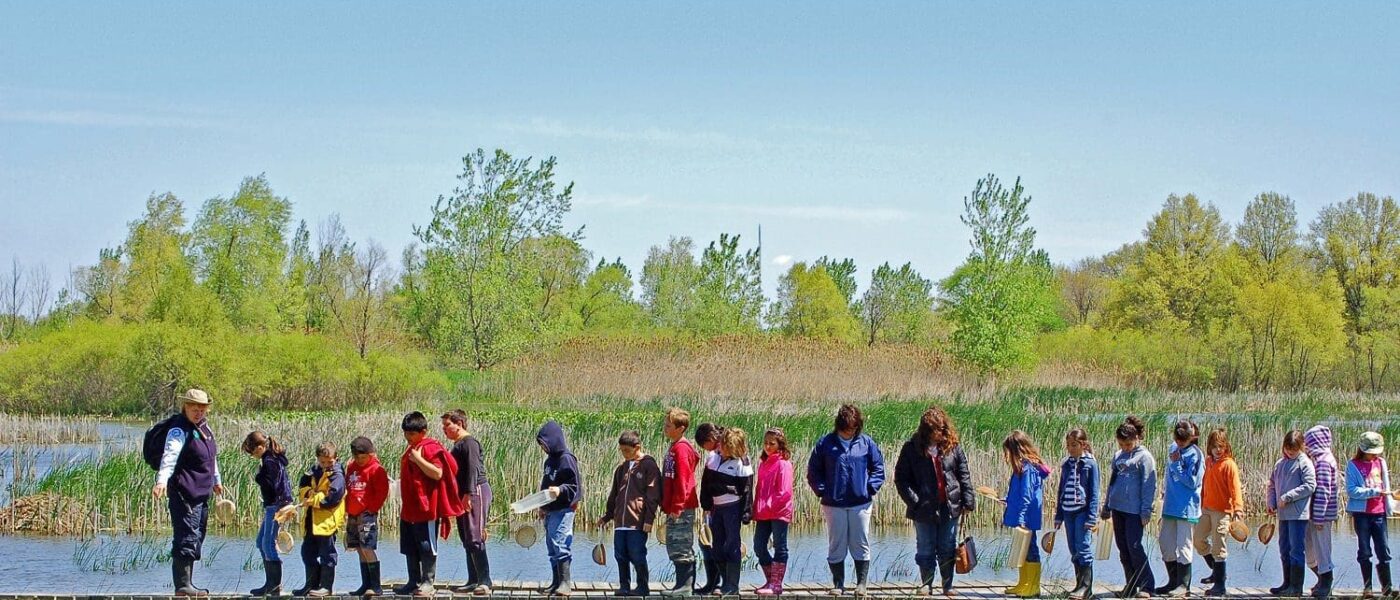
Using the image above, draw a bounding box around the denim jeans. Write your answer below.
[912,517,957,570]
[754,519,790,565]
[256,505,281,562]
[1279,520,1307,568]
[614,529,649,570]
[1063,509,1093,566]
[1355,513,1393,565]
[545,509,575,565]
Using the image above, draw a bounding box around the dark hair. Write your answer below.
[441,409,468,428]
[619,430,641,447]
[315,441,337,459]
[402,411,428,433]
[835,404,864,436]
[1066,427,1093,455]
[916,406,959,452]
[1173,419,1200,447]
[695,422,722,445]
[761,427,792,461]
[1115,422,1139,442]
[665,407,691,430]
[242,431,284,456]
[1283,430,1305,452]
[1355,449,1381,462]
[1207,428,1233,460]
[350,436,375,455]
[1125,415,1146,440]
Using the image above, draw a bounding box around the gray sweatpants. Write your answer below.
[1158,518,1195,564]
[822,503,872,562]
[1306,522,1335,574]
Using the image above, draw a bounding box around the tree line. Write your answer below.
[3,147,1398,394]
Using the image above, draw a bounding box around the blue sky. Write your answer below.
[3,3,1398,301]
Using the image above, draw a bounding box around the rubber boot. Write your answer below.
[1311,570,1334,598]
[1361,561,1375,598]
[293,564,321,597]
[471,549,493,596]
[351,562,372,596]
[1270,560,1292,595]
[1205,560,1227,597]
[756,564,774,595]
[394,557,421,595]
[662,562,694,596]
[415,554,437,597]
[1021,562,1043,598]
[915,565,933,596]
[770,563,786,596]
[616,560,633,596]
[364,561,383,597]
[1381,562,1395,597]
[553,560,574,597]
[695,559,720,595]
[939,558,956,596]
[1174,562,1191,598]
[829,561,846,595]
[1202,555,1218,585]
[1279,565,1306,597]
[462,546,480,594]
[1005,563,1031,596]
[542,562,562,595]
[308,565,335,597]
[1154,561,1179,596]
[1069,564,1092,600]
[718,562,740,596]
[252,560,283,596]
[854,560,870,597]
[174,557,209,598]
[635,561,651,597]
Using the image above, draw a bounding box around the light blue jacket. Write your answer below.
[1162,442,1205,520]
[1266,453,1316,521]
[1345,457,1394,516]
[1105,445,1157,518]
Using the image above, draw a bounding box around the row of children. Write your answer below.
[238,410,493,598]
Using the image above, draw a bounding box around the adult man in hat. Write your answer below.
[152,389,223,598]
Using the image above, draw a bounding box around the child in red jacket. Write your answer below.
[346,436,389,597]
[397,411,463,598]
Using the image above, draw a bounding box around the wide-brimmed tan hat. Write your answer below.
[179,389,211,405]
[1361,432,1386,455]
[1229,518,1250,543]
[214,498,236,522]
[276,529,295,554]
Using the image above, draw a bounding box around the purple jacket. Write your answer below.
[1305,426,1339,522]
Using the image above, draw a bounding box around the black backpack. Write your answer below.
[143,413,184,471]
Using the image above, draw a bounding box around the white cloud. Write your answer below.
[772,254,794,267]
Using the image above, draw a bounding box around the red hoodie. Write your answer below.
[662,437,701,514]
[399,437,464,524]
[346,455,390,516]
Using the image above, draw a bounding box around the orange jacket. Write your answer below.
[1202,455,1244,513]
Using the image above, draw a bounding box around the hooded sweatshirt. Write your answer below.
[538,420,582,512]
[255,451,292,508]
[1055,453,1100,526]
[1266,450,1316,522]
[661,437,701,514]
[1162,441,1205,521]
[400,436,463,524]
[1003,459,1052,531]
[346,455,390,516]
[1106,445,1157,518]
[1202,454,1244,514]
[1305,426,1340,522]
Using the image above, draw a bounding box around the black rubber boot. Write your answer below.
[829,561,846,595]
[394,557,420,595]
[365,561,383,596]
[173,557,209,597]
[1205,560,1227,597]
[1202,556,1217,585]
[1381,562,1395,597]
[1311,570,1334,598]
[293,564,320,597]
[416,554,437,597]
[1154,561,1179,596]
[1270,560,1291,595]
[939,558,956,595]
[664,562,694,596]
[916,565,933,596]
[1361,561,1375,597]
[616,560,633,596]
[472,549,493,594]
[553,559,573,596]
[1175,562,1191,597]
[720,561,740,596]
[854,560,870,597]
[1279,565,1306,597]
[695,559,720,595]
[309,565,335,597]
[635,562,651,596]
[252,560,283,596]
[1069,564,1093,600]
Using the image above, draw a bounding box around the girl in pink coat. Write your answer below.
[754,428,795,596]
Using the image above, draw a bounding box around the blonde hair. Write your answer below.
[721,427,748,460]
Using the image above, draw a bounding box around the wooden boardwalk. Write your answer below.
[0,579,1373,599]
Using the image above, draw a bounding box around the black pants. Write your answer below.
[302,528,339,569]
[169,492,210,561]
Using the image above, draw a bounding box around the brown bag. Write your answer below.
[954,515,978,574]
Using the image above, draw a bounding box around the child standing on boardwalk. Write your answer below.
[295,442,347,598]
[598,430,662,596]
[1103,417,1156,599]
[753,427,795,597]
[807,404,885,597]
[659,408,702,597]
[1305,426,1339,598]
[538,420,582,597]
[397,411,463,598]
[1267,430,1317,597]
[1054,428,1099,600]
[345,436,389,597]
[694,423,725,596]
[1000,430,1050,599]
[443,410,494,596]
[701,427,755,597]
[1196,428,1243,597]
[1155,420,1204,598]
[1346,431,1394,597]
[242,432,292,597]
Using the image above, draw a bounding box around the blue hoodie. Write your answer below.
[537,420,581,512]
[1162,442,1205,521]
[806,431,886,508]
[1004,459,1052,530]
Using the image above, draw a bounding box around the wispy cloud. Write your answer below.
[574,193,914,225]
[772,254,794,267]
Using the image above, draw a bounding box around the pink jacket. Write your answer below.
[753,453,795,522]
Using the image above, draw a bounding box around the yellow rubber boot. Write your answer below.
[1015,562,1042,598]
[1003,563,1030,595]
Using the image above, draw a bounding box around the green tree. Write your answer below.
[190,174,294,330]
[1105,194,1233,333]
[117,192,196,323]
[770,262,861,341]
[815,256,858,310]
[574,258,645,331]
[687,234,763,336]
[858,262,933,345]
[405,149,579,369]
[939,174,1057,373]
[640,237,700,330]
[1056,257,1111,326]
[1310,192,1400,390]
